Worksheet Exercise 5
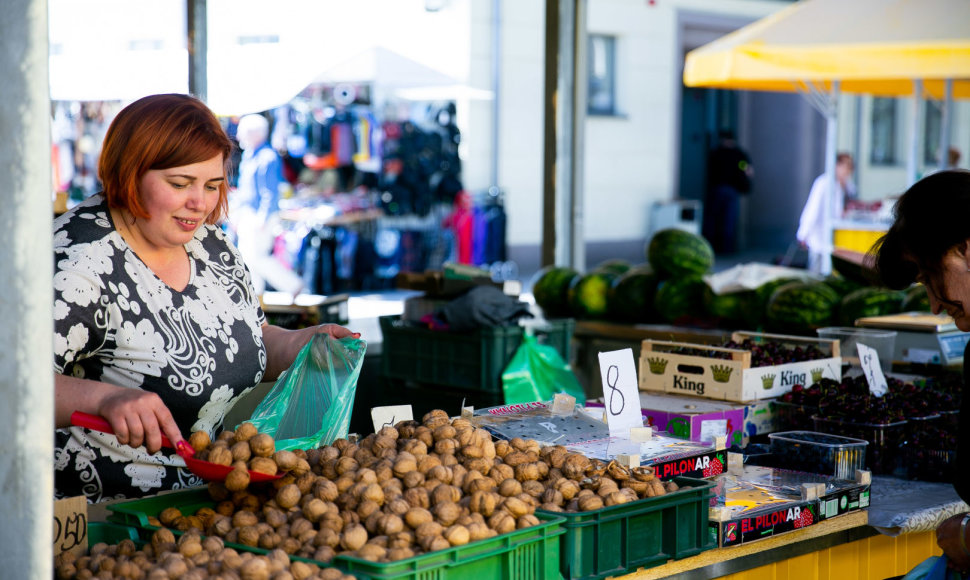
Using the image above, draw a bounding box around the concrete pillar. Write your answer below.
[0,0,55,577]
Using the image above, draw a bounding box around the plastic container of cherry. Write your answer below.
[768,431,868,480]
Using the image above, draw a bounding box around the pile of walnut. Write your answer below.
[189,422,309,491]
[55,527,354,580]
[154,410,681,565]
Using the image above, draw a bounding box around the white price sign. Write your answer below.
[857,343,889,397]
[597,348,644,436]
[371,405,414,433]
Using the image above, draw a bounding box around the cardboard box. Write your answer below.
[639,332,842,402]
[640,392,746,447]
[639,393,780,446]
[707,465,869,548]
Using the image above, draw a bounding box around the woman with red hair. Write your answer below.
[52,94,358,501]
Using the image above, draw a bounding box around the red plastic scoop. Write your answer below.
[70,411,282,483]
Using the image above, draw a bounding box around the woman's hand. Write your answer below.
[937,513,970,572]
[261,323,361,381]
[55,373,183,455]
[97,389,183,455]
[315,323,361,341]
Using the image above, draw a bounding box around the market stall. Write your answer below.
[683,0,970,274]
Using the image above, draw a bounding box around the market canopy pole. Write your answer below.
[907,79,923,186]
[187,0,207,101]
[541,0,587,270]
[0,0,55,577]
[938,79,954,171]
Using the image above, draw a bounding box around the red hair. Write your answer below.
[99,93,234,225]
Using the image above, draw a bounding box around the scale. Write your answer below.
[855,312,970,366]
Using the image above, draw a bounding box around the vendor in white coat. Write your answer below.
[796,152,857,274]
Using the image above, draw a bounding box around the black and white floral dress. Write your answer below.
[53,195,267,503]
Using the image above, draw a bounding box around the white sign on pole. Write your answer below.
[371,405,414,433]
[857,343,889,397]
[597,349,644,436]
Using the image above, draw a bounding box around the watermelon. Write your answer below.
[654,276,707,323]
[593,258,633,276]
[646,229,714,278]
[837,287,905,326]
[902,284,931,313]
[822,274,865,297]
[743,276,802,328]
[567,271,617,319]
[532,266,580,318]
[608,267,661,322]
[765,281,840,335]
[703,284,753,325]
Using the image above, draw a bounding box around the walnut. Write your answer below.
[561,453,592,480]
[158,507,182,527]
[249,457,279,476]
[517,514,540,529]
[577,495,604,511]
[498,478,522,497]
[225,466,251,492]
[340,523,368,551]
[404,507,433,529]
[275,484,301,510]
[443,525,470,546]
[487,511,516,535]
[273,450,299,472]
[233,422,258,443]
[501,496,529,518]
[188,431,210,453]
[432,502,461,526]
[468,490,498,516]
[207,446,233,467]
[249,433,276,458]
[231,440,253,463]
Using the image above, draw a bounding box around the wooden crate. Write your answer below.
[638,331,841,402]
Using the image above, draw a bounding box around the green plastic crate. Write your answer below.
[87,522,144,546]
[107,487,214,530]
[379,315,575,393]
[536,476,716,580]
[333,515,565,580]
[109,487,566,580]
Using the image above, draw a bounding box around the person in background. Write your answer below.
[871,169,970,574]
[231,113,304,296]
[948,146,963,170]
[702,130,753,254]
[796,152,857,274]
[53,94,359,502]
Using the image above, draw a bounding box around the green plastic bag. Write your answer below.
[501,333,586,405]
[247,334,367,451]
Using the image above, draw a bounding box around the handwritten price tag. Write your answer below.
[597,349,644,436]
[53,496,88,558]
[857,343,889,397]
[371,405,414,433]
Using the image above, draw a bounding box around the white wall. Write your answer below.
[463,0,788,250]
[842,94,970,200]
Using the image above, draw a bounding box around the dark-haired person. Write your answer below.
[702,130,753,254]
[871,169,970,572]
[53,94,359,502]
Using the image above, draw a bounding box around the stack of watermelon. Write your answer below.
[532,228,724,324]
[757,275,924,335]
[646,228,716,324]
[532,228,930,331]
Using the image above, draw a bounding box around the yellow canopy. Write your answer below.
[684,0,970,99]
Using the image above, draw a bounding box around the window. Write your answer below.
[924,101,942,166]
[870,98,897,165]
[588,35,617,116]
